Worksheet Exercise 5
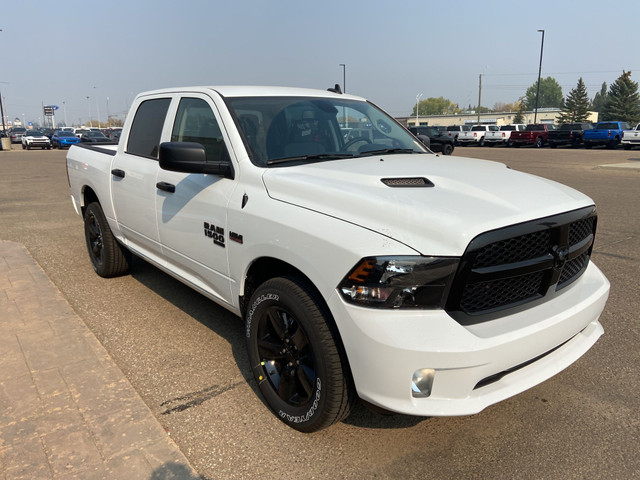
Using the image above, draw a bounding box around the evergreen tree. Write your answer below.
[601,71,640,123]
[513,102,526,124]
[557,78,591,124]
[591,82,608,113]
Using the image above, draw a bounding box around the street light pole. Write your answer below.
[416,93,423,127]
[534,29,545,124]
[339,64,346,93]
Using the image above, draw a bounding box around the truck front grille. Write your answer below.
[446,206,597,324]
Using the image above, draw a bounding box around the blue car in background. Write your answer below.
[51,130,81,149]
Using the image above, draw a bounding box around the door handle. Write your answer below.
[111,169,125,178]
[156,181,176,193]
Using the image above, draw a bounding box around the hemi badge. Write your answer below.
[230,232,244,244]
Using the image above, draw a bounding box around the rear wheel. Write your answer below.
[442,143,454,155]
[535,137,543,148]
[246,277,355,432]
[84,202,131,277]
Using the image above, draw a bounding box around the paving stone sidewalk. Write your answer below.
[0,241,201,479]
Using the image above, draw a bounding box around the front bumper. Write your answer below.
[329,261,609,416]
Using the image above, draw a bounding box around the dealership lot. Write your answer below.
[0,147,638,479]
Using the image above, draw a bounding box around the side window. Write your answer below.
[171,97,229,162]
[126,98,171,159]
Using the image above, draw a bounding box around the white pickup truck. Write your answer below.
[457,125,499,146]
[67,86,609,432]
[484,124,527,147]
[622,123,640,149]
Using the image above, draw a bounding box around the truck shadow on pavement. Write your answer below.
[128,256,427,431]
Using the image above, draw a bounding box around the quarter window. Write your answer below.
[126,98,171,159]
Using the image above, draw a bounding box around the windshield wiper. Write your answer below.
[355,148,421,157]
[267,153,355,165]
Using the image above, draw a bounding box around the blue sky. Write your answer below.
[1,0,637,126]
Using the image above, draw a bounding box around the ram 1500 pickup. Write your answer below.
[67,86,610,432]
[621,123,640,149]
[457,125,498,146]
[547,123,594,148]
[583,121,632,148]
[483,124,526,147]
[510,123,557,147]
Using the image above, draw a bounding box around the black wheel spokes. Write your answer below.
[258,306,316,407]
[87,215,103,264]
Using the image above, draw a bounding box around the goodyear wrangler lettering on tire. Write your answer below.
[245,276,354,432]
[279,378,322,423]
[245,293,279,338]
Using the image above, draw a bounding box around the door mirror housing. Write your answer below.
[159,142,234,179]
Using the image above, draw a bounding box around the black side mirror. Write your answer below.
[159,142,234,179]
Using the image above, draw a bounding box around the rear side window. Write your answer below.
[126,98,171,159]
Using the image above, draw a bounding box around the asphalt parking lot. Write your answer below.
[1,145,638,479]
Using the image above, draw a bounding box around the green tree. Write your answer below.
[412,97,459,116]
[524,77,564,110]
[557,78,591,124]
[601,71,640,123]
[513,102,526,124]
[590,82,608,113]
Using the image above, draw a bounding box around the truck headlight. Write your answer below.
[338,256,459,309]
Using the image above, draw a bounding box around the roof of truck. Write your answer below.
[137,85,365,101]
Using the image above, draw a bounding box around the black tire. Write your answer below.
[507,140,514,148]
[478,138,484,147]
[442,143,454,155]
[549,142,557,148]
[584,142,592,149]
[84,202,131,277]
[245,276,355,432]
[624,144,631,150]
[535,137,543,148]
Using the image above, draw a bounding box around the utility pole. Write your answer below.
[534,29,545,123]
[477,74,482,125]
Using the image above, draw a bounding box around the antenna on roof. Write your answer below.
[327,84,342,94]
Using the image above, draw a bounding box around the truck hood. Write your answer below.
[261,154,592,255]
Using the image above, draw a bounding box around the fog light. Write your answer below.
[411,368,435,398]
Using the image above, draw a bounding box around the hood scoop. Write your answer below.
[381,177,434,188]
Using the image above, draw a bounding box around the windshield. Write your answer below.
[226,96,427,166]
[28,131,44,136]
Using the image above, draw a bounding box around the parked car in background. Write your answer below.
[547,123,594,148]
[408,126,455,155]
[484,124,526,147]
[443,125,471,144]
[621,123,640,149]
[51,130,82,149]
[583,121,632,149]
[8,127,27,143]
[509,124,557,148]
[457,125,498,147]
[79,130,113,144]
[21,130,51,150]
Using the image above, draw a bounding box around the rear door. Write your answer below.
[111,96,172,260]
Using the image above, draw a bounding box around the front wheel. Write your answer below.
[84,202,131,277]
[246,277,355,432]
[535,137,543,148]
[442,143,454,155]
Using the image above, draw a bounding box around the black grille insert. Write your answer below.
[446,206,597,324]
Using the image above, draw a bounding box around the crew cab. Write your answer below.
[408,126,455,155]
[21,130,51,149]
[547,123,594,148]
[443,125,470,144]
[622,123,640,149]
[583,121,632,148]
[510,124,557,148]
[457,125,498,146]
[484,124,526,147]
[67,86,609,432]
